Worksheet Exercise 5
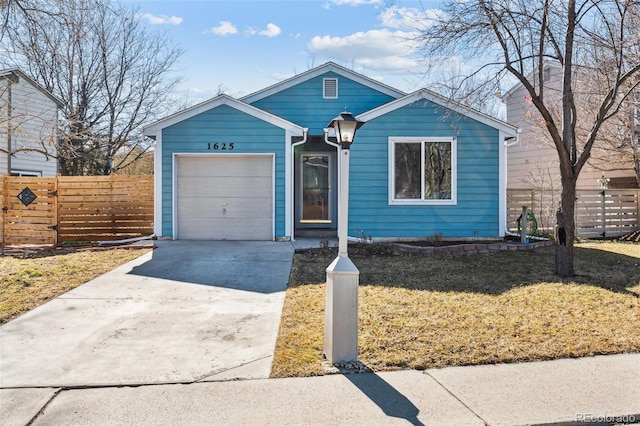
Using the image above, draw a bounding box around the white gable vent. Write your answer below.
[323,78,338,99]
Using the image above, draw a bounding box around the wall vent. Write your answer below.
[323,78,338,99]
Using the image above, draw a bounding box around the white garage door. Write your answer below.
[176,155,273,240]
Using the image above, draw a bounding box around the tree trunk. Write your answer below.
[555,175,577,277]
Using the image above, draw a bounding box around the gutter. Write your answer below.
[505,128,521,148]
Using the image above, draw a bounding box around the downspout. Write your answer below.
[290,128,308,241]
[323,126,341,203]
[324,128,341,213]
[323,128,340,150]
[502,128,521,236]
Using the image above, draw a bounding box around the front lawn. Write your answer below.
[0,248,151,324]
[271,241,640,377]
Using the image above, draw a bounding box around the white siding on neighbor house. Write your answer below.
[1,72,58,177]
[0,78,9,174]
[9,76,58,176]
[505,65,638,189]
[505,66,563,190]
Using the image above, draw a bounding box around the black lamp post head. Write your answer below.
[328,111,365,148]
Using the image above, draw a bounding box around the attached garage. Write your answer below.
[175,154,274,240]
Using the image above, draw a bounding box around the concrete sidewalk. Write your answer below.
[3,353,639,425]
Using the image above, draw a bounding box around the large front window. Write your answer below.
[389,137,457,205]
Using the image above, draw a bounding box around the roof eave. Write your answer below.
[358,89,517,137]
[0,68,64,108]
[143,94,305,137]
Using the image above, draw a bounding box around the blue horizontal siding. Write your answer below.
[161,104,288,238]
[348,100,502,238]
[248,71,396,134]
[158,71,505,240]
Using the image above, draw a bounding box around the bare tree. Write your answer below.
[0,0,63,42]
[428,66,507,119]
[1,0,183,175]
[417,0,640,277]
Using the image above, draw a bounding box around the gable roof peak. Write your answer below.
[0,67,64,107]
[241,61,406,103]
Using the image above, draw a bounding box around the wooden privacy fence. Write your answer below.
[507,188,640,238]
[575,190,640,238]
[1,175,154,245]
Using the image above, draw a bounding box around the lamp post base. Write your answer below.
[324,255,359,364]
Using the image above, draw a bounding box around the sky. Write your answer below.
[121,0,448,104]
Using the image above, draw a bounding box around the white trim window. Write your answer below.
[10,170,42,177]
[389,136,457,205]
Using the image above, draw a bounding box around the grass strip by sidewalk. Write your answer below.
[1,248,151,324]
[271,242,640,377]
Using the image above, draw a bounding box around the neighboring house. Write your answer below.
[504,63,639,190]
[144,62,517,241]
[0,68,62,177]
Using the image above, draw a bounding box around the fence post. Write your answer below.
[54,174,60,246]
[601,190,606,238]
[110,174,115,236]
[575,192,580,239]
[521,205,528,244]
[637,190,640,230]
[1,175,6,250]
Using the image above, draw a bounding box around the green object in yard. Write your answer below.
[517,209,539,237]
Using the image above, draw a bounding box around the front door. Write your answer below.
[297,153,336,230]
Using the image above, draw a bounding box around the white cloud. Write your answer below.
[357,56,423,72]
[204,21,238,36]
[138,13,183,25]
[247,23,282,38]
[379,6,446,31]
[307,29,419,70]
[260,23,282,38]
[322,0,382,9]
[330,0,383,6]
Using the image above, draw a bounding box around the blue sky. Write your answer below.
[124,0,446,103]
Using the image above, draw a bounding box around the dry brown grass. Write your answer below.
[0,248,151,324]
[271,241,640,378]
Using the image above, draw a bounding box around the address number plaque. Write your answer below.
[207,142,235,151]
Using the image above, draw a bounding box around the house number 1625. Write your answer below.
[207,142,234,150]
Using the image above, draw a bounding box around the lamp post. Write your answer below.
[324,111,365,364]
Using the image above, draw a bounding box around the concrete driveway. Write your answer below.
[0,240,294,388]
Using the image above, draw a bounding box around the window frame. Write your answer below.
[10,170,42,177]
[388,136,457,206]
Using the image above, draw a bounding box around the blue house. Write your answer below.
[143,62,517,241]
